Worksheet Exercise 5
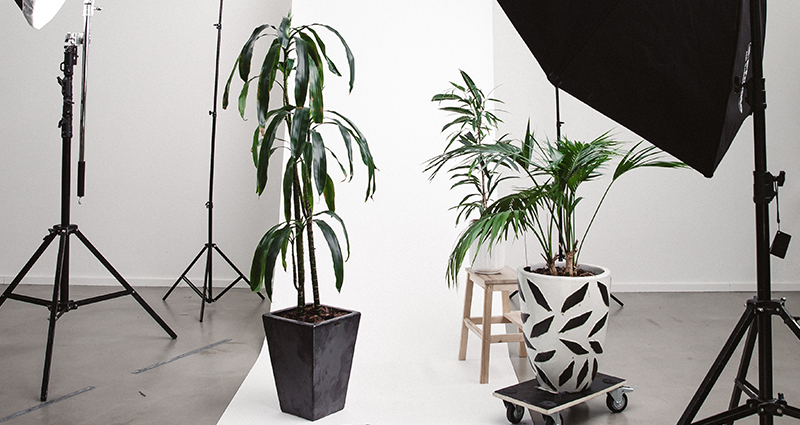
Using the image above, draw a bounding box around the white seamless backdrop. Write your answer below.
[1,0,799,304]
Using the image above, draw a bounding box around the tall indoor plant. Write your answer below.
[449,125,684,393]
[426,70,526,275]
[223,14,376,420]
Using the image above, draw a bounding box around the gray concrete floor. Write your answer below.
[1,286,799,425]
[0,284,269,425]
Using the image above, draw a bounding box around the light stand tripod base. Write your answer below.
[677,298,800,425]
[0,224,178,402]
[164,242,264,323]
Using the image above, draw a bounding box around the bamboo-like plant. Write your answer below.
[446,124,686,285]
[425,70,527,226]
[223,14,376,318]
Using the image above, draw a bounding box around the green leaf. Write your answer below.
[336,122,355,177]
[238,24,272,81]
[256,111,286,194]
[238,78,252,119]
[306,26,341,77]
[311,130,327,196]
[222,58,239,110]
[278,16,291,48]
[294,37,309,107]
[323,174,336,211]
[290,107,311,159]
[282,162,294,222]
[318,24,355,92]
[251,223,292,298]
[256,39,281,127]
[314,218,344,292]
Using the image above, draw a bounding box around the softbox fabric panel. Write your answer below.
[497,0,763,177]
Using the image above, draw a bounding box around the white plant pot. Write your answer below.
[517,263,611,393]
[469,239,504,274]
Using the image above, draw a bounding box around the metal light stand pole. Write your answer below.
[677,1,800,424]
[162,0,264,322]
[0,10,177,401]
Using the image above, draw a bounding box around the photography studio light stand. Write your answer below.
[162,0,264,323]
[0,31,177,403]
[677,1,800,424]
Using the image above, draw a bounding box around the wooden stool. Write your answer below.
[459,266,526,384]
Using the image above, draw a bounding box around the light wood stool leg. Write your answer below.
[480,283,493,384]
[502,290,527,357]
[458,272,475,361]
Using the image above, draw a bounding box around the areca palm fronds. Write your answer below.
[223,15,376,312]
[446,126,686,285]
[426,70,529,224]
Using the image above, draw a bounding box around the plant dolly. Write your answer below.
[493,373,633,425]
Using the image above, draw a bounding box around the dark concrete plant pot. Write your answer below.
[262,305,361,421]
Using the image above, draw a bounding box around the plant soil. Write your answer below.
[526,265,597,277]
[276,304,350,324]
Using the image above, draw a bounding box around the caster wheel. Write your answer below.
[606,392,628,413]
[542,413,560,425]
[504,401,524,424]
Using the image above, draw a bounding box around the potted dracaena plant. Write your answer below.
[425,70,527,276]
[449,124,684,394]
[222,14,376,421]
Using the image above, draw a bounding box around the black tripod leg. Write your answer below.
[164,245,208,301]
[212,244,264,301]
[778,303,800,340]
[725,322,758,425]
[610,293,624,307]
[74,230,177,339]
[0,232,59,308]
[200,246,212,322]
[677,303,756,425]
[40,232,68,402]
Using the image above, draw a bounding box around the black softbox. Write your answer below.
[497,0,764,177]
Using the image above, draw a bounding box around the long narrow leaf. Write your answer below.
[256,39,281,127]
[318,24,355,92]
[311,130,327,195]
[238,24,272,81]
[314,219,344,292]
[294,37,309,107]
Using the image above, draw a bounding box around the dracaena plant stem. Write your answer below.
[292,167,306,308]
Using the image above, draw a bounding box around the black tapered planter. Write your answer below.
[262,305,360,421]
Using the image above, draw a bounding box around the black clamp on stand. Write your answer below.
[162,0,264,323]
[0,39,177,402]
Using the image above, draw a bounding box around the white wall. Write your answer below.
[492,1,800,291]
[0,0,289,287]
[2,0,799,298]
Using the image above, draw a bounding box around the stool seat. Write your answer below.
[459,266,526,384]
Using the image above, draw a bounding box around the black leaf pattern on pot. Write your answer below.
[534,350,556,363]
[590,341,603,354]
[559,311,592,333]
[558,361,575,387]
[588,313,608,338]
[521,312,530,324]
[560,338,589,355]
[576,360,589,389]
[561,282,589,313]
[530,316,554,339]
[528,279,552,312]
[591,358,598,381]
[598,281,609,307]
[524,334,535,350]
[535,365,556,391]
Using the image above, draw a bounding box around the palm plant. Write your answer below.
[446,124,686,285]
[223,14,376,317]
[425,70,527,226]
